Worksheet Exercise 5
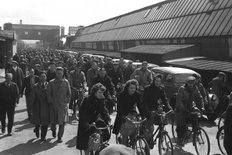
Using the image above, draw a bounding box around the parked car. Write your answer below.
[112,58,132,65]
[92,54,105,61]
[151,66,200,100]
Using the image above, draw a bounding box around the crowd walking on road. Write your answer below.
[0,47,232,155]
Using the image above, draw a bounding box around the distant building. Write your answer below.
[0,30,16,68]
[68,26,84,36]
[3,23,60,49]
[60,26,65,37]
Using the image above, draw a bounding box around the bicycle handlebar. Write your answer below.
[125,117,147,125]
[91,123,112,130]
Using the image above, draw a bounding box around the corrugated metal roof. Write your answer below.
[166,57,232,73]
[73,0,232,43]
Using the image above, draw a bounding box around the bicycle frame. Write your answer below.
[151,111,170,144]
[124,117,147,147]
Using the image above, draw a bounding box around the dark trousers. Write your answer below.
[51,123,65,139]
[25,95,32,119]
[35,125,48,139]
[224,129,232,155]
[0,106,15,133]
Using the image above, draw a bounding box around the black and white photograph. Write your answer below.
[0,0,232,154]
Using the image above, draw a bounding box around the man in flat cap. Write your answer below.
[175,76,204,146]
[208,71,229,118]
[7,60,24,98]
[68,62,87,115]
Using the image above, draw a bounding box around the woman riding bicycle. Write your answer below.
[224,99,232,155]
[113,79,145,145]
[76,83,110,155]
[143,74,173,148]
[175,76,205,146]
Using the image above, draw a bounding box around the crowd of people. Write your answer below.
[0,47,231,155]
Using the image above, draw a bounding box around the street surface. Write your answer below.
[0,69,223,155]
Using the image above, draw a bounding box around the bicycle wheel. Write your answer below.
[115,134,120,144]
[171,120,178,143]
[194,127,210,155]
[218,112,225,130]
[158,132,174,155]
[217,126,227,155]
[75,106,79,121]
[133,137,150,155]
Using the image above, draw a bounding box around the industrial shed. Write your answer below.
[71,0,232,70]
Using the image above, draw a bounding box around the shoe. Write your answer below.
[57,138,63,143]
[177,138,184,147]
[1,128,5,134]
[34,128,39,138]
[148,140,154,149]
[41,138,47,142]
[52,131,56,138]
[7,133,12,136]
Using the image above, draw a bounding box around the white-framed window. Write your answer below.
[24,31,28,35]
[38,32,41,35]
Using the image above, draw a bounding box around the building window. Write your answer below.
[25,31,28,35]
[144,9,151,18]
[38,32,41,35]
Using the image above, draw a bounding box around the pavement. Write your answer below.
[0,96,224,155]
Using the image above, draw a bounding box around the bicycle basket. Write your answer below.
[88,132,101,151]
[120,114,138,137]
[153,113,168,125]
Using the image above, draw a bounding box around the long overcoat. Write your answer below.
[76,96,110,150]
[30,82,50,125]
[47,78,71,125]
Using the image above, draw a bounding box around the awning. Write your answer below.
[121,45,196,54]
[80,50,120,58]
[165,57,232,73]
[121,44,200,61]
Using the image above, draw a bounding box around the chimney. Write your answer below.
[20,20,22,24]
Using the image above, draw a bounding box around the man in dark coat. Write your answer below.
[91,68,116,114]
[107,62,124,93]
[46,62,56,82]
[76,83,110,154]
[224,102,232,155]
[7,60,24,97]
[30,71,50,141]
[123,61,134,82]
[22,68,39,120]
[0,73,19,135]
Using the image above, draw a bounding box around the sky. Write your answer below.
[0,0,165,34]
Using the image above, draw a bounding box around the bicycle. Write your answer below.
[172,109,210,155]
[80,123,113,155]
[72,87,86,120]
[218,111,226,130]
[116,115,150,155]
[216,126,227,155]
[145,110,174,155]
